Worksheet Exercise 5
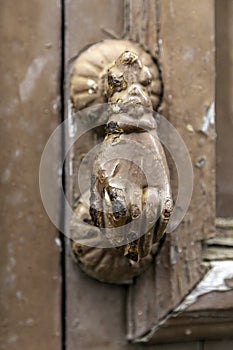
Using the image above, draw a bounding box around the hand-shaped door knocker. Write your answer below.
[69,40,173,284]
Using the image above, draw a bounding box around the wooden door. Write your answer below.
[1,1,233,350]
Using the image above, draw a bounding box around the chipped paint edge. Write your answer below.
[132,260,233,343]
[174,260,233,313]
[200,101,215,135]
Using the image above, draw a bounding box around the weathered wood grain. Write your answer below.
[149,317,233,343]
[124,0,160,56]
[65,1,202,349]
[204,340,233,350]
[0,1,61,349]
[146,342,200,350]
[65,2,137,350]
[203,247,233,260]
[67,0,125,60]
[127,0,216,341]
[65,0,233,348]
[215,0,233,217]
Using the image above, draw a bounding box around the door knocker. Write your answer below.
[69,40,173,284]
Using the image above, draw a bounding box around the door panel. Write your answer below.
[64,0,223,348]
[0,1,61,349]
[1,1,233,349]
[216,0,233,217]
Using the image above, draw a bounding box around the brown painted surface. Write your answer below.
[149,318,233,343]
[216,0,233,217]
[65,2,132,348]
[67,0,125,60]
[204,340,233,350]
[0,0,233,349]
[64,0,233,349]
[187,290,233,311]
[154,345,200,350]
[0,1,61,349]
[125,0,160,56]
[127,0,216,341]
[159,0,215,240]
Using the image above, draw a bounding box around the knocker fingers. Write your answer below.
[153,197,173,243]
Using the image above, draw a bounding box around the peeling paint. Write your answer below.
[54,237,62,250]
[68,100,77,138]
[195,156,206,168]
[134,261,233,343]
[200,101,215,135]
[170,245,177,265]
[52,96,61,114]
[174,261,233,312]
[45,42,52,49]
[186,123,195,133]
[14,149,22,159]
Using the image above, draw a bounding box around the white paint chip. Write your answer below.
[68,100,77,138]
[200,101,215,135]
[175,261,233,312]
[55,237,62,250]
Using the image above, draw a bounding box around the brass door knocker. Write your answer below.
[69,40,173,284]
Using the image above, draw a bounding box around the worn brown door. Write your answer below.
[1,1,233,350]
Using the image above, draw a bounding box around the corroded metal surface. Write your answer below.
[69,39,162,111]
[70,45,172,284]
